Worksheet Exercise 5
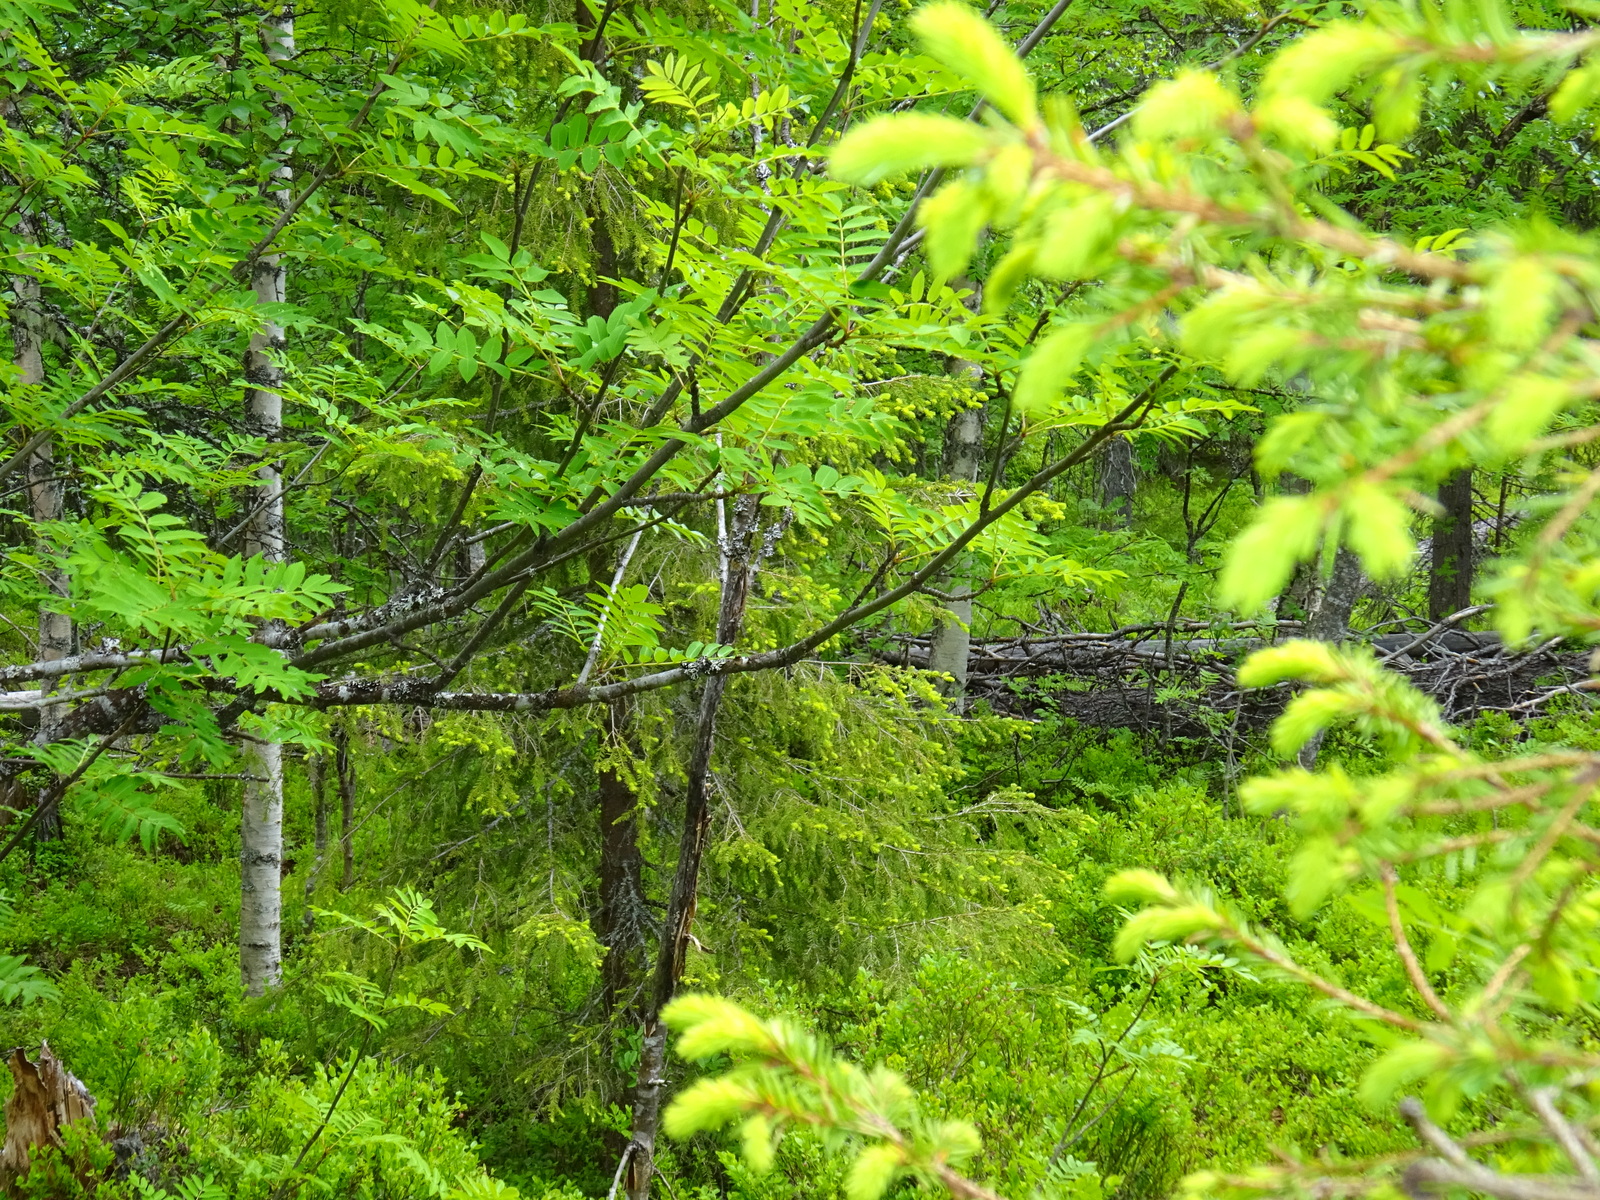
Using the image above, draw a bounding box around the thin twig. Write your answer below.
[1379,862,1452,1021]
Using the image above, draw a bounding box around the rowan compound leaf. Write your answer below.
[1218,496,1323,611]
[910,2,1036,127]
[846,1144,904,1200]
[830,115,991,185]
[1014,324,1096,417]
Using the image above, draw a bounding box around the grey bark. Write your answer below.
[302,752,328,933]
[928,401,984,701]
[239,3,295,997]
[1099,435,1136,527]
[1428,468,1474,622]
[624,496,787,1200]
[13,216,71,841]
[592,531,650,1018]
[335,724,355,891]
[596,700,648,1019]
[926,318,985,705]
[1297,544,1365,769]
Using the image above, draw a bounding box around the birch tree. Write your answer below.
[11,215,69,838]
[239,1,296,997]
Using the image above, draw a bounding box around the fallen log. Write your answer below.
[879,623,1591,734]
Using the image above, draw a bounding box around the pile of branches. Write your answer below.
[885,617,1595,739]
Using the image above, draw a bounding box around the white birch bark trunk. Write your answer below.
[13,214,71,839]
[239,3,294,997]
[927,354,984,707]
[925,271,986,706]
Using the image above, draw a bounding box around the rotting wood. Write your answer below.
[884,622,1591,737]
[1,1041,97,1178]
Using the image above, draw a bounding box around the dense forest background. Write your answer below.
[0,0,1599,1196]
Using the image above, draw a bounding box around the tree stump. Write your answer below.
[1,1041,96,1178]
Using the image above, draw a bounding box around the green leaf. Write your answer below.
[1260,23,1400,106]
[1014,324,1095,417]
[1371,68,1422,143]
[909,2,1036,126]
[1132,70,1239,141]
[1551,61,1600,124]
[1284,839,1360,918]
[1486,374,1569,452]
[1033,194,1119,280]
[740,1115,776,1175]
[663,994,777,1058]
[1103,869,1180,906]
[1112,904,1224,961]
[1238,641,1343,689]
[1253,95,1340,153]
[662,1078,752,1138]
[1359,1041,1450,1110]
[1270,690,1354,758]
[830,114,991,186]
[1341,482,1414,580]
[1483,257,1558,349]
[845,1144,904,1200]
[1218,496,1323,611]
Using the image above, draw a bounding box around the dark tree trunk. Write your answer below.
[623,496,787,1200]
[302,753,328,932]
[596,701,649,1018]
[335,725,355,891]
[573,0,621,322]
[588,206,621,321]
[1429,468,1474,622]
[1099,435,1136,527]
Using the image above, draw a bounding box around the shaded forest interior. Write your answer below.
[0,0,1598,1198]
